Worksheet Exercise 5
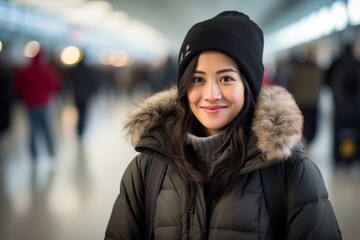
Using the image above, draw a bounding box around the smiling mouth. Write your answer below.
[202,106,226,109]
[201,106,227,113]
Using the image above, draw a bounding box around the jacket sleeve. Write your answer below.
[105,155,148,240]
[285,154,342,240]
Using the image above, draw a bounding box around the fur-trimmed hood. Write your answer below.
[124,85,303,166]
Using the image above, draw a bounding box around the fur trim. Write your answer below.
[124,85,303,161]
[123,87,178,147]
[252,85,303,161]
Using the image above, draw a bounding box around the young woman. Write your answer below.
[105,11,342,240]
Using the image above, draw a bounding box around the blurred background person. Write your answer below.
[273,51,298,91]
[67,52,98,139]
[325,43,360,165]
[289,46,324,146]
[0,46,14,138]
[14,49,61,162]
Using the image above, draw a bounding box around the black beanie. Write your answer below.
[178,11,264,98]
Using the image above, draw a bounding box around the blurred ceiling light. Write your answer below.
[13,0,84,8]
[58,1,112,26]
[92,11,129,29]
[0,41,3,52]
[23,40,40,58]
[331,1,348,31]
[110,50,128,67]
[266,1,349,55]
[112,50,129,67]
[10,0,169,60]
[348,0,360,25]
[99,49,130,67]
[316,7,332,36]
[85,1,112,12]
[60,46,82,65]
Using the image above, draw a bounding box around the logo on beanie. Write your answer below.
[179,45,191,65]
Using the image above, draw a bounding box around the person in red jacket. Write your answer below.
[15,49,61,162]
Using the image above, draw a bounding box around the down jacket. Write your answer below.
[105,85,342,240]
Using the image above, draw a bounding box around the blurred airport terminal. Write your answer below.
[1,0,360,239]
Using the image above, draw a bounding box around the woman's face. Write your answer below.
[187,51,245,136]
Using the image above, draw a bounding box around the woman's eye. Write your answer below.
[220,76,233,83]
[192,77,204,84]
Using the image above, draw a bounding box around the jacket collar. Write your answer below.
[123,85,303,164]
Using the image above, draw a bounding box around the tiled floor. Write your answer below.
[0,87,359,240]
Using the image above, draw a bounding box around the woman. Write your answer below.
[105,11,342,239]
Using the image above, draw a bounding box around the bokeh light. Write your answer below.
[23,40,40,58]
[60,46,82,65]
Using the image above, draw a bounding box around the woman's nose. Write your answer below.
[204,81,221,101]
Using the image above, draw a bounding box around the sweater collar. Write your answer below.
[186,131,224,162]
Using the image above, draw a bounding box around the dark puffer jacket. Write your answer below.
[105,85,342,240]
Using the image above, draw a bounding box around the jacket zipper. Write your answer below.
[188,200,195,240]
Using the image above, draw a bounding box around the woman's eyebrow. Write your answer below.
[216,68,238,74]
[194,70,205,74]
[194,68,238,74]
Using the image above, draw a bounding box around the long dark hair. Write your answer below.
[168,55,255,206]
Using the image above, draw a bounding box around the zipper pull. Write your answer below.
[189,199,195,214]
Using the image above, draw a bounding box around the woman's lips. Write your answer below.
[201,106,227,113]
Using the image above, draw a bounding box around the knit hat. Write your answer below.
[178,11,264,98]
